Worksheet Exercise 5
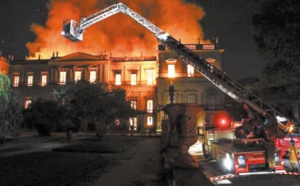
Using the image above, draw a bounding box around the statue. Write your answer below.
[162,103,201,169]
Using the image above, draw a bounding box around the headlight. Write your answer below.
[224,153,233,171]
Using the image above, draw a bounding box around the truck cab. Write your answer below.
[211,139,284,175]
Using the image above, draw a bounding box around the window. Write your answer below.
[147,116,153,126]
[207,95,216,110]
[130,100,137,110]
[129,117,137,131]
[27,75,33,86]
[187,95,196,103]
[131,73,137,85]
[147,100,153,113]
[185,44,196,50]
[115,72,121,85]
[147,73,154,85]
[168,64,175,78]
[75,71,81,82]
[90,70,96,83]
[41,74,47,86]
[24,98,32,109]
[59,71,66,85]
[203,44,215,50]
[187,64,194,77]
[13,76,19,87]
[145,69,154,85]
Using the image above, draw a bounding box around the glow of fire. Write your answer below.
[26,0,210,59]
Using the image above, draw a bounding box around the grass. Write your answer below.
[53,136,138,153]
[0,136,139,186]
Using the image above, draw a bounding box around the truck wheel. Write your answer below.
[235,126,250,138]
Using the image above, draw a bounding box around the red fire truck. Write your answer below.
[277,133,300,158]
[201,124,285,175]
[210,138,284,175]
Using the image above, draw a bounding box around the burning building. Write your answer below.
[5,40,225,133]
[1,0,227,132]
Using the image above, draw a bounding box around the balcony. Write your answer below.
[200,104,226,111]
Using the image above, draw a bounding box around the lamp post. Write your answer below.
[169,83,174,104]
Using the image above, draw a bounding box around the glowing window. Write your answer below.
[147,73,154,85]
[115,73,121,85]
[27,75,33,86]
[147,116,153,126]
[129,117,138,131]
[147,100,153,113]
[145,69,154,85]
[89,71,96,83]
[168,64,175,78]
[185,44,196,50]
[13,76,19,87]
[130,100,137,110]
[187,64,194,77]
[131,73,137,85]
[59,71,66,85]
[203,44,215,50]
[41,75,47,86]
[24,99,32,109]
[75,71,81,82]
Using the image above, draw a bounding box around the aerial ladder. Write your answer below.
[61,2,294,141]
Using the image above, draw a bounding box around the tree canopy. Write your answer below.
[252,0,300,119]
[53,80,137,137]
[0,73,22,141]
[22,98,63,136]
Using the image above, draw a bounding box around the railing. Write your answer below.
[108,81,156,86]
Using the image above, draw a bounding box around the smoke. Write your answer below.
[26,0,208,59]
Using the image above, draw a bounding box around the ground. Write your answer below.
[0,132,166,186]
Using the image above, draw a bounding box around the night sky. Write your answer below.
[0,0,266,80]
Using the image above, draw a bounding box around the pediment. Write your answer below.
[52,52,107,62]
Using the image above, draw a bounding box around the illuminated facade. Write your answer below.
[7,52,157,132]
[1,42,227,133]
[156,43,226,131]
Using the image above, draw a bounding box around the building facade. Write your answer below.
[1,42,227,133]
[156,43,226,131]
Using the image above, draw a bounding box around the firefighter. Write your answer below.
[264,139,276,172]
[287,140,299,172]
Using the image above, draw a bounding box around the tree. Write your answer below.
[0,73,22,143]
[53,80,137,138]
[252,0,300,118]
[22,98,63,136]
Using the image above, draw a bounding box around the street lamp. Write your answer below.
[169,82,174,104]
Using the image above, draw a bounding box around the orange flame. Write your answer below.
[26,0,209,59]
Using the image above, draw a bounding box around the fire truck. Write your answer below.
[61,2,295,174]
[277,133,300,158]
[202,123,285,174]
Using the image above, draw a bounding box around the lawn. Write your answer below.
[0,136,139,185]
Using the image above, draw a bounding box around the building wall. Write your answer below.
[8,52,157,132]
[156,44,227,131]
[5,43,227,133]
